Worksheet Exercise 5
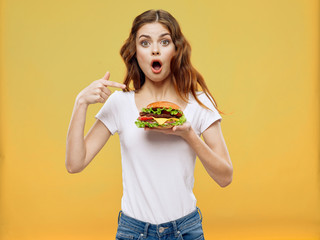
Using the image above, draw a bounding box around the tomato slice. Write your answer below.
[138,116,153,121]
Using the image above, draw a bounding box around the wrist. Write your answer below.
[75,97,89,108]
[182,126,197,142]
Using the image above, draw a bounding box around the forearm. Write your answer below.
[184,129,233,187]
[65,98,89,173]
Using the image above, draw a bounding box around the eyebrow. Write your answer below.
[138,33,171,39]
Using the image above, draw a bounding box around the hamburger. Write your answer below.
[135,101,186,129]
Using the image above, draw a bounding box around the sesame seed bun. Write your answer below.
[146,101,181,110]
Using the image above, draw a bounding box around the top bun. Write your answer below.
[146,101,181,110]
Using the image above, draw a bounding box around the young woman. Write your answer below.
[66,9,232,240]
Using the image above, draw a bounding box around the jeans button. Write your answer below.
[159,227,164,233]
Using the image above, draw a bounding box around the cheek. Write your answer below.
[136,48,148,66]
[164,47,176,63]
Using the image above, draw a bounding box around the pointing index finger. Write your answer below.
[102,71,110,80]
[103,80,126,89]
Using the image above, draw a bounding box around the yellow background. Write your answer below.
[1,0,319,239]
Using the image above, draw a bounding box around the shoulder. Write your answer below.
[109,90,133,101]
[111,90,133,97]
[190,91,217,109]
[196,91,213,101]
[100,90,133,110]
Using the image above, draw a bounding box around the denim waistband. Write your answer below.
[117,207,203,238]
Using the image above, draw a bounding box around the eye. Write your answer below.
[161,39,170,46]
[140,40,150,47]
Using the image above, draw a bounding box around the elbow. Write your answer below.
[219,177,232,188]
[65,161,83,174]
[219,165,233,188]
[66,167,81,174]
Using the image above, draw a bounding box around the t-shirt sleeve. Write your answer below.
[198,93,222,134]
[94,91,120,135]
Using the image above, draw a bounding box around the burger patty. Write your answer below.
[140,112,181,118]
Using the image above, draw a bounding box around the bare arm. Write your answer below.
[65,71,125,173]
[194,120,232,187]
[65,100,88,173]
[65,100,111,173]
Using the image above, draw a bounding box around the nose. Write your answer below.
[152,46,160,56]
[152,50,160,55]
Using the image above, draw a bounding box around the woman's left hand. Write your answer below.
[144,122,193,140]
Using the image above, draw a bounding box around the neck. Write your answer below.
[138,76,176,101]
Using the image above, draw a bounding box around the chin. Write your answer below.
[146,72,171,83]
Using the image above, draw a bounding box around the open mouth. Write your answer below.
[151,60,162,73]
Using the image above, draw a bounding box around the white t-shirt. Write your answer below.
[95,90,222,224]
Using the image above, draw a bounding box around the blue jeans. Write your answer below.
[115,207,205,240]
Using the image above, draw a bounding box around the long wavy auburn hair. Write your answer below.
[120,9,222,114]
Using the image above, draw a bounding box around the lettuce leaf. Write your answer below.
[170,114,186,126]
[135,120,159,128]
[135,114,187,128]
[141,107,182,116]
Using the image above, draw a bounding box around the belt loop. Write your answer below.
[143,223,150,238]
[172,220,180,237]
[118,211,122,224]
[197,207,203,222]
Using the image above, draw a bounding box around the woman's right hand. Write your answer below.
[76,71,126,105]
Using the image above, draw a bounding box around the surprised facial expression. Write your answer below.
[136,22,176,83]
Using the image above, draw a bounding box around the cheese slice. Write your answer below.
[152,117,179,125]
